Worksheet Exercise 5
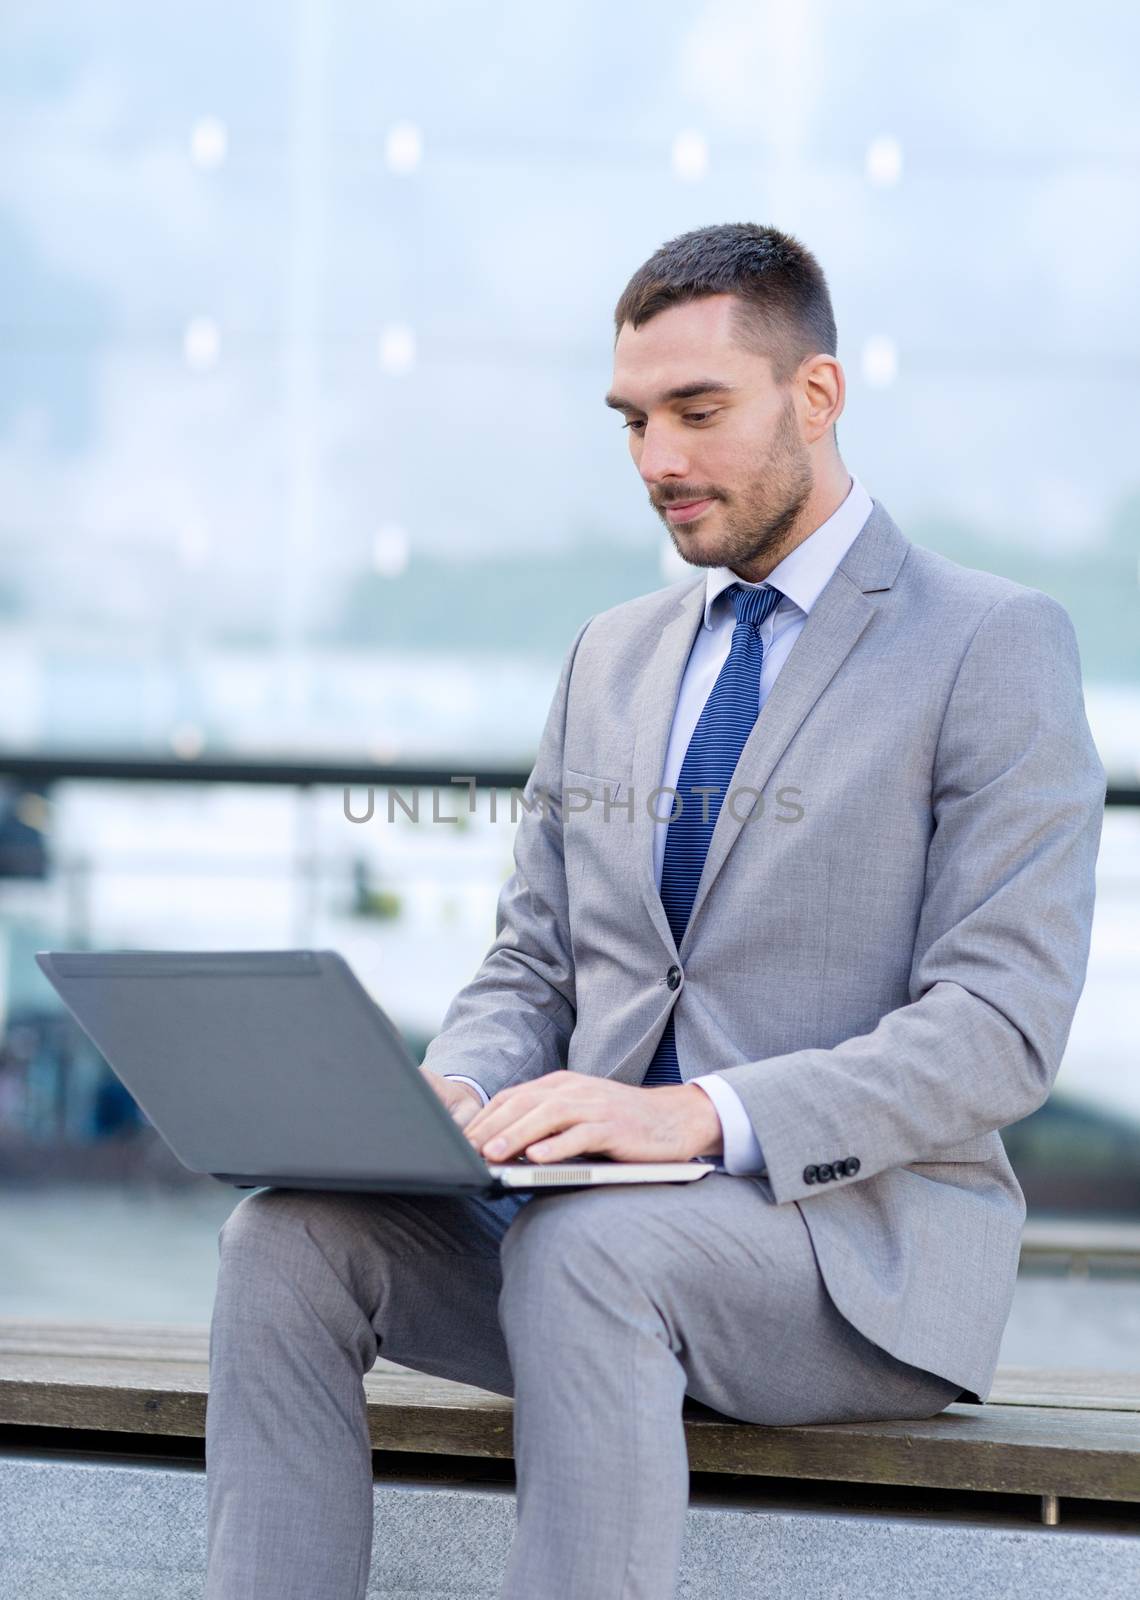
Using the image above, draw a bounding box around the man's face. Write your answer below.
[606,293,815,575]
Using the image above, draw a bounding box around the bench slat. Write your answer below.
[988,1369,1140,1412]
[2,1323,1139,1503]
[2,1327,1138,1419]
[4,1325,1140,1411]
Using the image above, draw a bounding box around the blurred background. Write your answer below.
[0,2,1137,1365]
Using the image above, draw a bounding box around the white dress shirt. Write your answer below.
[448,473,875,1174]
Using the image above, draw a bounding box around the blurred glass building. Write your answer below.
[1,0,1137,1257]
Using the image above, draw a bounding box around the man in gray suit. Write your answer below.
[206,223,1106,1599]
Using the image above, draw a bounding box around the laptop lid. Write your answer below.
[35,949,493,1194]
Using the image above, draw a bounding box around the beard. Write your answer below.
[657,397,813,574]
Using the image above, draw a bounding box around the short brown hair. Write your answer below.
[613,222,837,388]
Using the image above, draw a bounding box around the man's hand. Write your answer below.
[460,1071,723,1164]
[421,1068,483,1130]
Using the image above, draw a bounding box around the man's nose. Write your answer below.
[637,424,691,485]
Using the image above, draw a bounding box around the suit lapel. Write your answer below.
[675,499,911,954]
[676,575,874,956]
[628,576,707,959]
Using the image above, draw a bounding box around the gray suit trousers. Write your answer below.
[205,1174,962,1600]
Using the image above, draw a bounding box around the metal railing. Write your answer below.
[0,753,1136,806]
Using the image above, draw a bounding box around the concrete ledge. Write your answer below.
[4,1452,1139,1600]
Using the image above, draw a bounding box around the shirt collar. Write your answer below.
[701,473,874,630]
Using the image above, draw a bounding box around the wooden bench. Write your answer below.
[2,1321,1139,1529]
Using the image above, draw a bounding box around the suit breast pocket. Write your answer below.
[562,768,632,901]
[563,768,623,805]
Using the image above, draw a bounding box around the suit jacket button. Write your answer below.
[817,1163,834,1182]
[665,965,682,990]
[844,1157,860,1176]
[803,1165,818,1184]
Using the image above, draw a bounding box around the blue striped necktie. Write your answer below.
[642,580,783,1086]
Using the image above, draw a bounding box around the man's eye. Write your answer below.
[621,412,714,431]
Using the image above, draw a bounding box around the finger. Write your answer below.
[464,1095,536,1145]
[465,1070,582,1119]
[446,1090,480,1129]
[463,1081,546,1134]
[477,1101,584,1161]
[464,1077,570,1143]
[524,1122,610,1163]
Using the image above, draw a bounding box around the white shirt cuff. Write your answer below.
[444,1073,490,1107]
[690,1074,768,1175]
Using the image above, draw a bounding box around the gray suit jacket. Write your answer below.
[423,498,1106,1402]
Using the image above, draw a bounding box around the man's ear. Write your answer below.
[799,353,844,445]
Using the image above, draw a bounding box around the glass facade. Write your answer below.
[1,3,1137,1325]
[0,2,1136,770]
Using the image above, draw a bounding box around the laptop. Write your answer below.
[35,949,716,1195]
